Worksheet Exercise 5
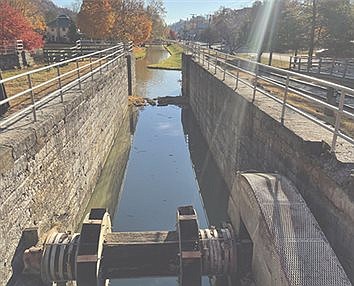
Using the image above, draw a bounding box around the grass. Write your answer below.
[261,57,290,69]
[259,80,354,138]
[234,53,289,69]
[133,47,147,60]
[226,67,354,138]
[148,44,183,70]
[1,59,105,116]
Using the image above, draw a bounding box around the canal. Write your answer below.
[85,46,230,285]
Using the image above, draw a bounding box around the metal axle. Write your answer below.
[23,206,237,286]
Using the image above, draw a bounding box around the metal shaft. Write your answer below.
[25,207,237,286]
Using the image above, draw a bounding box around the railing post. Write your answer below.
[90,56,94,81]
[199,45,201,63]
[99,53,103,75]
[76,59,81,90]
[235,60,240,90]
[252,66,258,102]
[298,57,301,71]
[289,56,292,70]
[27,74,37,122]
[343,59,348,79]
[107,50,109,71]
[56,65,64,103]
[281,74,290,124]
[331,89,346,152]
[0,69,9,115]
[214,52,218,74]
[330,59,335,75]
[318,58,322,74]
[202,51,205,66]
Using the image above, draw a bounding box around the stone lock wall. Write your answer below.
[0,54,134,283]
[182,54,354,283]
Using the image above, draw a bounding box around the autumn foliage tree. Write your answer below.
[3,0,46,32]
[77,0,114,40]
[0,2,43,50]
[77,0,164,45]
[146,0,166,40]
[109,0,152,44]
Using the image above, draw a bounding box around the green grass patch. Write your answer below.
[148,44,183,70]
[133,47,147,60]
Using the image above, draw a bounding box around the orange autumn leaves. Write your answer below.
[0,2,43,50]
[77,0,114,40]
[78,0,153,45]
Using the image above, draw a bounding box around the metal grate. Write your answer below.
[241,173,352,286]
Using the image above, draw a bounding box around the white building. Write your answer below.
[46,15,72,43]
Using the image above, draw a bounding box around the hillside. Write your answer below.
[36,0,76,22]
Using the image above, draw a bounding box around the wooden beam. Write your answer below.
[102,231,179,279]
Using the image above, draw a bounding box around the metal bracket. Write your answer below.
[76,208,111,286]
[177,206,202,286]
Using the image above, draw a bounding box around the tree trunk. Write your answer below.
[308,0,317,72]
[268,51,273,66]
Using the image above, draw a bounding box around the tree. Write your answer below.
[77,0,114,40]
[318,0,354,56]
[110,0,153,44]
[71,0,82,13]
[67,21,80,43]
[168,29,177,40]
[0,2,43,50]
[274,0,308,54]
[2,0,46,32]
[211,7,252,52]
[306,0,317,65]
[146,0,166,40]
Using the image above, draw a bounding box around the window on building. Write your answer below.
[52,28,55,32]
[62,28,66,32]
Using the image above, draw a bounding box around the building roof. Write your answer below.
[47,15,71,29]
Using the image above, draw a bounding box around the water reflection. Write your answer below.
[136,46,182,99]
[113,106,209,233]
[82,108,137,219]
[181,107,230,227]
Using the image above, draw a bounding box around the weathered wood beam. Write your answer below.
[102,231,179,279]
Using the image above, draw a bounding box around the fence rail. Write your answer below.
[0,40,24,55]
[179,41,354,153]
[43,40,125,64]
[0,41,133,129]
[289,56,354,80]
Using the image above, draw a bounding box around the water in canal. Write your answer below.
[87,46,230,286]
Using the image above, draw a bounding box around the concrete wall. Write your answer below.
[182,54,354,283]
[0,54,134,283]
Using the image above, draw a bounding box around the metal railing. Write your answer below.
[182,42,354,153]
[0,43,131,129]
[289,56,354,80]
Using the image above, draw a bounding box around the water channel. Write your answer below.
[85,46,230,286]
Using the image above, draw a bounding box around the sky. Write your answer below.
[52,0,255,24]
